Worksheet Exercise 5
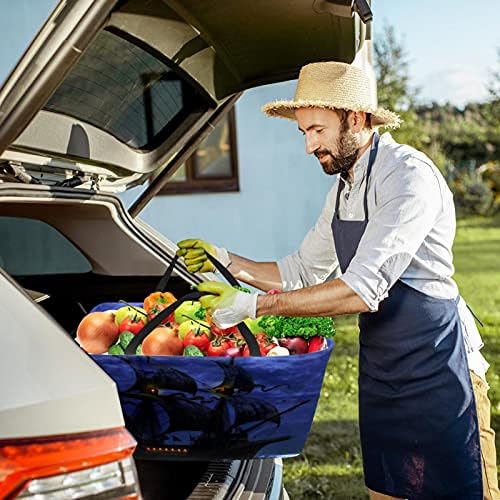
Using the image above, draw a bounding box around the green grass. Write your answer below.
[283,215,500,499]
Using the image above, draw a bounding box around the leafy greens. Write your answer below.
[257,315,335,340]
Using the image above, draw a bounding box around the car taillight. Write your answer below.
[0,427,141,499]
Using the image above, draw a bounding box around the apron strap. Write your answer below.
[334,132,380,220]
[363,132,380,219]
[467,303,484,328]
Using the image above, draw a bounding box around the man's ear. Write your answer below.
[348,111,367,133]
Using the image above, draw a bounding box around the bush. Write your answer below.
[478,162,500,212]
[452,172,495,216]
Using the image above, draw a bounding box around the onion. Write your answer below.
[142,326,183,356]
[278,337,309,355]
[266,346,290,356]
[224,346,242,357]
[77,311,120,354]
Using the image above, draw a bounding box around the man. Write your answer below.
[176,62,498,500]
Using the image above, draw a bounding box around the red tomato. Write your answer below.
[147,302,175,325]
[308,336,327,353]
[211,324,239,337]
[118,316,145,335]
[206,338,235,357]
[242,339,277,357]
[183,330,211,352]
[255,333,269,343]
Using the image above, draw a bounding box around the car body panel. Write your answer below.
[0,269,124,438]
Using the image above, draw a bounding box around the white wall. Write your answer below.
[130,82,336,261]
[0,1,59,86]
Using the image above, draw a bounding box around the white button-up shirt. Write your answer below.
[277,132,489,379]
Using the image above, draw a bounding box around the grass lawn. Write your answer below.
[284,215,500,499]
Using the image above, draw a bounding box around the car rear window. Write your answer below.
[0,217,91,275]
[43,29,210,150]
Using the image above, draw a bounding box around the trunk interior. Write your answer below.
[0,186,273,499]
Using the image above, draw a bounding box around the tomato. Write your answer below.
[211,324,239,337]
[118,316,146,335]
[143,291,176,312]
[147,301,175,325]
[255,333,269,343]
[241,333,277,356]
[206,338,235,357]
[308,336,327,353]
[183,330,211,352]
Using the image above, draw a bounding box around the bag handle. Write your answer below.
[154,253,178,292]
[125,255,261,356]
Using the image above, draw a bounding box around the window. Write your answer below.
[160,109,239,194]
[0,217,91,275]
[44,29,210,150]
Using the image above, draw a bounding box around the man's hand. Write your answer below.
[176,239,231,273]
[196,281,257,329]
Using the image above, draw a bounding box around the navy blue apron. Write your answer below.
[331,133,482,499]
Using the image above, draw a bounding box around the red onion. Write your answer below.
[278,337,309,355]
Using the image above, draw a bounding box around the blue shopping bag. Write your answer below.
[91,255,334,459]
[93,337,333,460]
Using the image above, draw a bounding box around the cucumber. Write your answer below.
[119,331,135,350]
[183,345,204,357]
[108,344,124,355]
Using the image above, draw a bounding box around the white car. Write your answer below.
[0,0,370,497]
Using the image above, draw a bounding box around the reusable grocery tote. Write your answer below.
[93,335,333,460]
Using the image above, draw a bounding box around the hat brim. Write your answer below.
[262,99,401,129]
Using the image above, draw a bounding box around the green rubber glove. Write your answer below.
[176,239,217,273]
[196,281,258,328]
[177,239,232,274]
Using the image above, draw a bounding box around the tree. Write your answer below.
[374,24,440,167]
[487,48,500,102]
[483,48,500,157]
[374,24,417,112]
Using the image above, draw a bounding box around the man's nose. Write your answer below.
[305,134,319,155]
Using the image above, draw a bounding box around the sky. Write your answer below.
[372,0,500,107]
[0,1,498,108]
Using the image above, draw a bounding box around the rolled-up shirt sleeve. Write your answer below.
[278,184,340,291]
[340,158,443,311]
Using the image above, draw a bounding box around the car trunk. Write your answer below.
[0,184,194,329]
[0,185,290,498]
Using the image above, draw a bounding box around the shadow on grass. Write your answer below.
[284,419,367,498]
[284,470,367,499]
[294,419,362,466]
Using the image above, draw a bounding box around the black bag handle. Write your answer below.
[126,254,261,356]
[154,253,178,292]
[125,291,202,355]
[206,252,239,286]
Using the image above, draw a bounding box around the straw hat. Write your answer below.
[262,61,401,129]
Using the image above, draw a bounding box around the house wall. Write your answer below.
[126,82,336,262]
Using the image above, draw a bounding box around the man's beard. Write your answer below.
[315,121,360,176]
